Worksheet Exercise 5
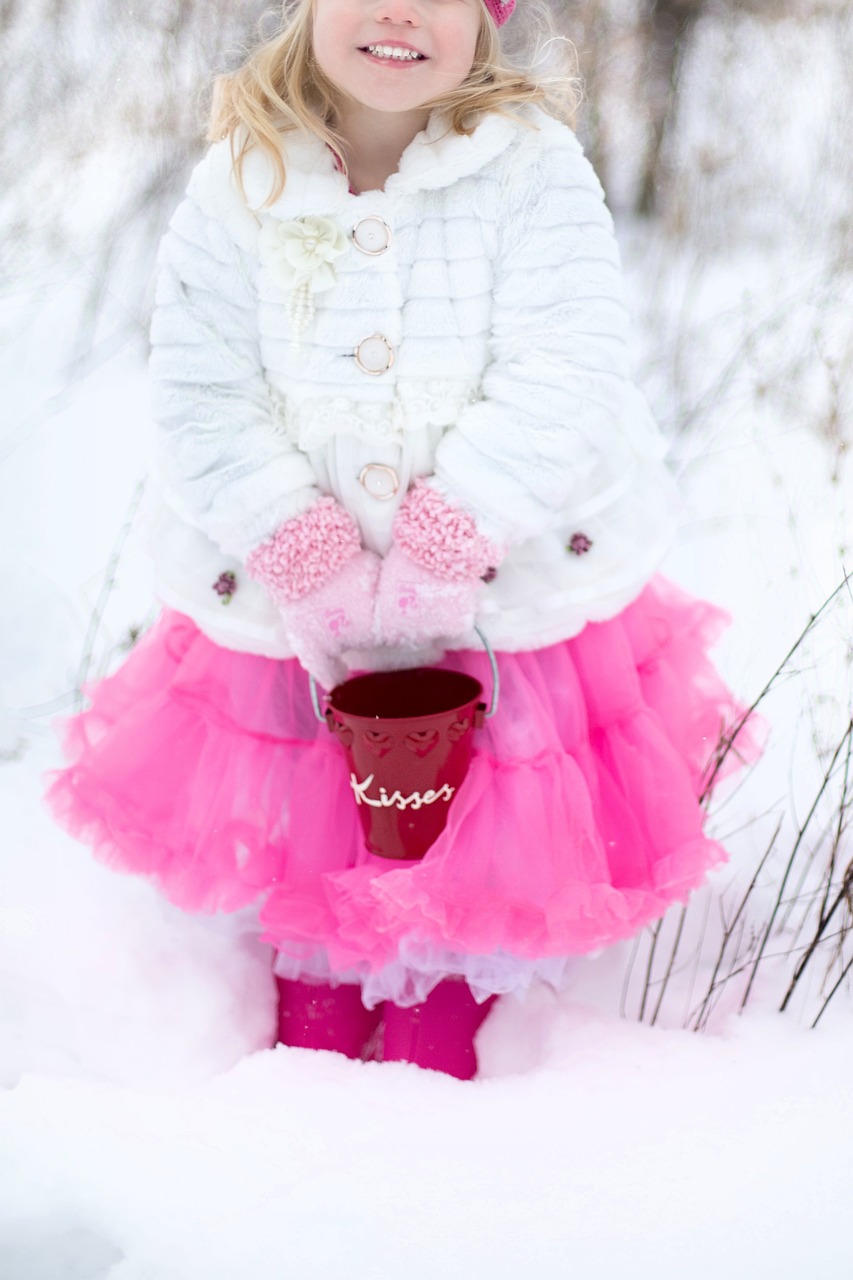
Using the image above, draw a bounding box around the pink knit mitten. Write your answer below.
[245,497,379,687]
[282,550,380,688]
[374,483,503,649]
[374,549,480,648]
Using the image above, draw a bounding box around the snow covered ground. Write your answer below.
[3,10,853,1278]
[3,1007,852,1280]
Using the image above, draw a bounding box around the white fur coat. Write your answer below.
[146,108,675,658]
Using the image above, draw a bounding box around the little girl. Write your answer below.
[49,0,754,1079]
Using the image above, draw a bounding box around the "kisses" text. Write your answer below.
[349,772,456,812]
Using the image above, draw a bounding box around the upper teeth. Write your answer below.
[366,45,422,60]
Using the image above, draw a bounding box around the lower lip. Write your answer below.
[359,49,427,68]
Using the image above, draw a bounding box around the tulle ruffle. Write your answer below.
[47,579,761,1001]
[46,612,320,913]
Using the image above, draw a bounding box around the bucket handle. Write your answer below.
[308,624,500,724]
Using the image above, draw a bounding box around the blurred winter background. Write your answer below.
[2,1,853,1277]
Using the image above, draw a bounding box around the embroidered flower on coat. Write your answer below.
[568,533,593,556]
[213,571,237,604]
[260,215,348,293]
[260,215,347,348]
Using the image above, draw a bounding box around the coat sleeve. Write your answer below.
[148,142,319,559]
[428,125,666,547]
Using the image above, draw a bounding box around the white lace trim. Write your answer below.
[270,380,481,451]
[272,942,580,1009]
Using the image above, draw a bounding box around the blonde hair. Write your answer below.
[209,0,580,207]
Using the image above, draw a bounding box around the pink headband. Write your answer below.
[484,0,516,25]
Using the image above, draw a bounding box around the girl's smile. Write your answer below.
[359,42,428,63]
[313,0,483,117]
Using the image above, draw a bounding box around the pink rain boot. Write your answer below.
[276,977,381,1060]
[380,981,496,1080]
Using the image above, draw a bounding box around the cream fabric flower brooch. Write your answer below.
[259,215,348,347]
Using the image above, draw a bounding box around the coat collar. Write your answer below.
[386,110,521,194]
[250,109,522,216]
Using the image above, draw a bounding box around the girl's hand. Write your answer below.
[373,481,503,650]
[244,496,379,687]
[283,549,380,689]
[373,549,482,650]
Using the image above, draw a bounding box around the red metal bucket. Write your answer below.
[312,640,498,861]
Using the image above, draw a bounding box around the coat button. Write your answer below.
[353,216,392,255]
[359,464,400,500]
[355,333,395,376]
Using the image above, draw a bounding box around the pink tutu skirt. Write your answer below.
[47,578,759,1006]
